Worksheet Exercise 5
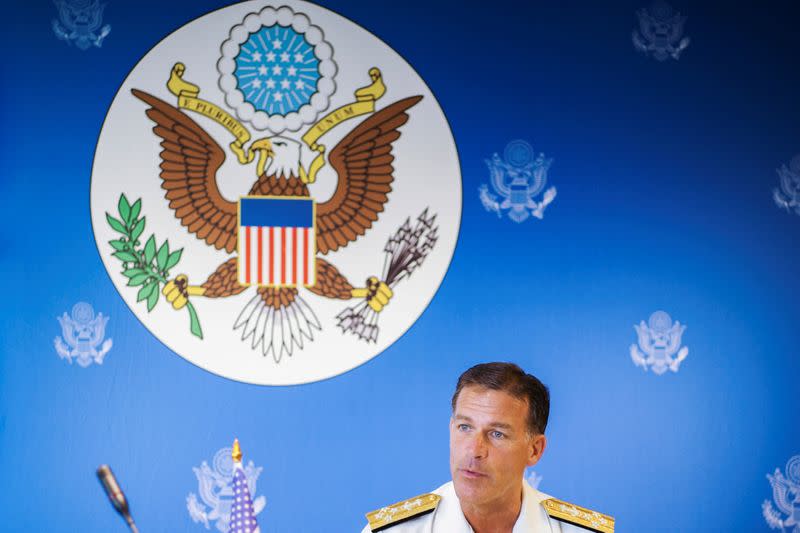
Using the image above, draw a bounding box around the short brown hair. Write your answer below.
[451,362,550,435]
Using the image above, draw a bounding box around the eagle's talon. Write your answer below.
[162,274,205,310]
[365,276,393,312]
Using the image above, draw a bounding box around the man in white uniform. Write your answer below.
[360,363,614,533]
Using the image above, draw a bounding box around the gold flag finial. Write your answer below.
[232,438,242,462]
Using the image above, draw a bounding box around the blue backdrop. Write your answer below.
[1,1,799,531]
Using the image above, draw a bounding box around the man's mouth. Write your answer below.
[459,468,488,479]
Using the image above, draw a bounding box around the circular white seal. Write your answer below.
[90,1,461,385]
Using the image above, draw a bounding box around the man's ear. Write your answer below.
[527,434,546,467]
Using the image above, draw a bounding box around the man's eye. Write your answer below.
[491,431,505,439]
[458,424,471,431]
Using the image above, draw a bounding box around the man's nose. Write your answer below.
[467,433,488,458]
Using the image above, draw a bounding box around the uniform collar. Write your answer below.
[437,479,554,533]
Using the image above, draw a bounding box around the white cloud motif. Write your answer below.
[218,6,337,134]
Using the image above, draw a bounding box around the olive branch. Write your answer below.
[106,194,203,339]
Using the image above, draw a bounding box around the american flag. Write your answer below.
[238,197,315,287]
[228,461,260,533]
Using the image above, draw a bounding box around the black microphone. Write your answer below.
[96,465,139,532]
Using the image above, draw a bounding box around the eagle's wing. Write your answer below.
[637,11,656,42]
[315,95,423,255]
[132,89,238,253]
[668,16,687,45]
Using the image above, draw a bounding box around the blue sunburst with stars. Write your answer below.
[235,25,320,115]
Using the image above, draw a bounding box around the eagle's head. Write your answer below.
[252,136,301,179]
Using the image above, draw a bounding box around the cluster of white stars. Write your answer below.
[220,10,338,131]
[235,29,319,114]
[229,468,259,532]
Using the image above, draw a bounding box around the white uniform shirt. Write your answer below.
[361,479,592,533]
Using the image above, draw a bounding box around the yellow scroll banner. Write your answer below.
[302,99,377,147]
[167,63,256,167]
[166,63,386,183]
[301,67,386,182]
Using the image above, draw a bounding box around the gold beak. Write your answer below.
[250,138,274,177]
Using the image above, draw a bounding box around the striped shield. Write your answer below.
[237,197,316,288]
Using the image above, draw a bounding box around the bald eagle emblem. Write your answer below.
[92,3,459,384]
[773,155,800,216]
[632,1,690,61]
[630,310,688,374]
[763,455,800,531]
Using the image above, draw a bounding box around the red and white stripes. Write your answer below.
[238,226,314,287]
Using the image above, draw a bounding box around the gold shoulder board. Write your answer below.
[366,493,441,532]
[541,498,615,533]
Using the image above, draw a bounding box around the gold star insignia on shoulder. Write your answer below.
[366,493,441,531]
[541,498,615,533]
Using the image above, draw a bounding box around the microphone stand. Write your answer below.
[125,517,140,533]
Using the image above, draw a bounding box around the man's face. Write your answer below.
[449,386,546,510]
